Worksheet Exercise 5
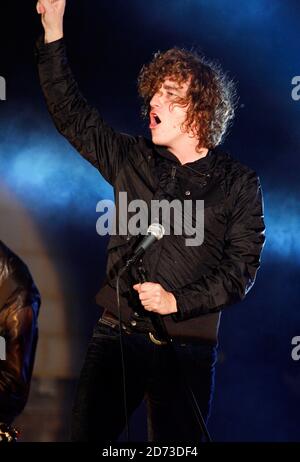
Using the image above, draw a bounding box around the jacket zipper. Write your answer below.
[171,166,176,179]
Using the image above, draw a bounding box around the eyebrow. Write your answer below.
[162,83,183,93]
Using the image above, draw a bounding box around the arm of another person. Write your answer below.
[0,305,36,423]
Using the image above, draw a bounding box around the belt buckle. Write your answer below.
[148,332,168,346]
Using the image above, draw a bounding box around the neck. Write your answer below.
[167,139,209,165]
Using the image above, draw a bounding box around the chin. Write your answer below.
[151,134,167,146]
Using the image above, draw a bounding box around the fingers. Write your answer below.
[38,0,58,13]
[138,293,159,307]
[133,282,164,312]
[133,282,156,292]
[133,283,161,300]
[143,306,153,312]
[37,0,51,14]
[133,287,154,303]
[139,295,153,304]
[39,0,52,8]
[36,2,45,14]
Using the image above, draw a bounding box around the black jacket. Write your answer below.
[36,38,265,344]
[0,242,40,424]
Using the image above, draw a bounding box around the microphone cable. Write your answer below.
[116,265,130,442]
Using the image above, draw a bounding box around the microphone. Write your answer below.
[125,223,165,268]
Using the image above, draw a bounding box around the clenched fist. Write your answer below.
[36,0,66,43]
[133,282,178,315]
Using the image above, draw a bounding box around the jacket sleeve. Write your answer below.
[36,37,137,185]
[171,171,266,321]
[0,305,37,424]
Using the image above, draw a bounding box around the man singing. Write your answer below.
[36,0,265,441]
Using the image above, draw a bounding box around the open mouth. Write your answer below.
[149,112,162,129]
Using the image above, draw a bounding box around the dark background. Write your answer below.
[0,0,300,441]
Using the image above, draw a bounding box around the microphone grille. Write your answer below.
[147,223,165,240]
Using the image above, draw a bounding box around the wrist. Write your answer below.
[169,292,178,313]
[44,29,64,44]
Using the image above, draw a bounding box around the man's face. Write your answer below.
[149,78,192,149]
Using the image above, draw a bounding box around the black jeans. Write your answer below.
[71,320,217,442]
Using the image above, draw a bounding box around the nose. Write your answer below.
[150,88,163,109]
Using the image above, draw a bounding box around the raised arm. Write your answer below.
[36,0,137,185]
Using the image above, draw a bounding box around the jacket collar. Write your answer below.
[154,145,217,173]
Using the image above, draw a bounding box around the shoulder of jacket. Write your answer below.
[122,136,156,165]
[213,147,258,181]
[118,132,140,146]
[135,136,155,153]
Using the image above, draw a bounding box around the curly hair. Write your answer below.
[137,47,237,151]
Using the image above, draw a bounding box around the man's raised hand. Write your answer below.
[36,0,66,43]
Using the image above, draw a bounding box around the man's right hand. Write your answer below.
[36,0,66,44]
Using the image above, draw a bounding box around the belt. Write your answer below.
[148,332,168,346]
[99,314,169,346]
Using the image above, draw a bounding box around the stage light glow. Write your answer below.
[0,126,113,222]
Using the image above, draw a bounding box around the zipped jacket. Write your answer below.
[36,38,265,344]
